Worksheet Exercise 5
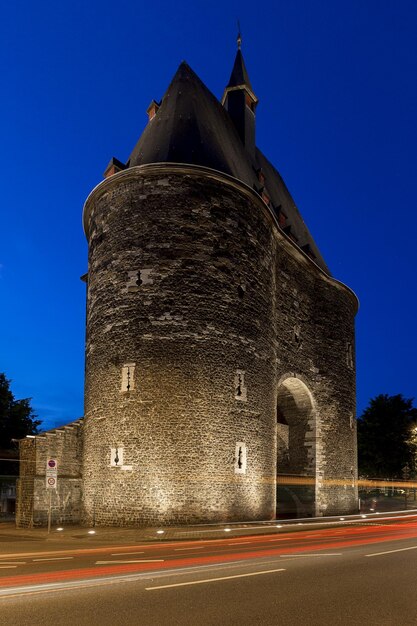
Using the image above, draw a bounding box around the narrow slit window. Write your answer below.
[110,447,124,467]
[121,363,135,392]
[235,442,247,474]
[234,370,247,401]
[346,343,354,369]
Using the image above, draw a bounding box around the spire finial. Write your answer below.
[237,20,242,49]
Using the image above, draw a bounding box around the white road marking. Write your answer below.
[95,559,165,565]
[146,568,286,590]
[0,562,26,565]
[174,547,205,551]
[110,551,145,556]
[365,546,417,557]
[280,553,342,557]
[32,557,74,562]
[0,566,18,569]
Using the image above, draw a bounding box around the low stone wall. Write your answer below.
[16,420,83,528]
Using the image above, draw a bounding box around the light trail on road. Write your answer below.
[2,514,417,594]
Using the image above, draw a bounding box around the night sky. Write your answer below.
[1,0,416,430]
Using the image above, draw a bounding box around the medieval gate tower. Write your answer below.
[80,42,358,526]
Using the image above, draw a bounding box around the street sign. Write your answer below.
[46,458,58,490]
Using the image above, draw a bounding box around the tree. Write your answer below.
[0,373,41,450]
[357,394,417,478]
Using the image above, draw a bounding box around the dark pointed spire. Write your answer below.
[222,34,258,157]
[237,20,242,50]
[226,49,254,93]
[225,24,256,95]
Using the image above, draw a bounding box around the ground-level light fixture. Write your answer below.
[156,530,164,535]
[224,528,231,532]
[88,530,96,534]
[56,527,64,532]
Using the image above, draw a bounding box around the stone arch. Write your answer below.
[276,374,319,518]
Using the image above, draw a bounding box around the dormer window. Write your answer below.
[103,157,126,179]
[147,99,160,121]
[274,206,287,228]
[256,169,266,186]
[283,225,298,243]
[261,191,270,206]
[301,244,317,261]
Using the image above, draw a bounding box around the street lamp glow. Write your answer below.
[156,530,164,534]
[224,528,231,532]
[88,530,96,534]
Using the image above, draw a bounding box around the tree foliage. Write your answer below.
[357,394,417,478]
[0,373,41,450]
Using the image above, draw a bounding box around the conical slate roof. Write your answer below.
[128,62,255,184]
[123,60,329,273]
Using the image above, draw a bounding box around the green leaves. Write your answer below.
[358,394,417,479]
[0,373,41,450]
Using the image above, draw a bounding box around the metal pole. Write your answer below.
[47,490,52,534]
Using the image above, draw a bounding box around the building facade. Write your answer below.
[17,44,358,528]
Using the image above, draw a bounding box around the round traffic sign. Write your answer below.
[48,459,57,469]
[47,477,56,486]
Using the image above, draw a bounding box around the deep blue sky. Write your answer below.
[1,0,416,430]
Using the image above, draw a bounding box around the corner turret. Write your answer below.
[222,33,258,157]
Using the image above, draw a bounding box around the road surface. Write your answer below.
[1,514,417,625]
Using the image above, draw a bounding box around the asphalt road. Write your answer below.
[2,516,417,625]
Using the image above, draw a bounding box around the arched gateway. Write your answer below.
[276,376,320,518]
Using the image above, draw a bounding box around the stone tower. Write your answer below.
[81,44,358,526]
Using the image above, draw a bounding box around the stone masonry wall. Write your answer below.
[16,438,36,528]
[274,239,357,515]
[16,421,83,528]
[83,168,277,526]
[82,164,358,525]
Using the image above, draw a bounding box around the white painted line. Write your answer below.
[174,547,205,551]
[0,562,26,565]
[146,568,286,590]
[0,566,18,569]
[365,546,417,558]
[280,553,342,558]
[110,551,145,556]
[32,557,74,562]
[96,560,165,565]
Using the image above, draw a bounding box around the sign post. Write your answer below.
[46,459,58,533]
[402,464,410,510]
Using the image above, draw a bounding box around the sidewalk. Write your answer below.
[0,519,289,550]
